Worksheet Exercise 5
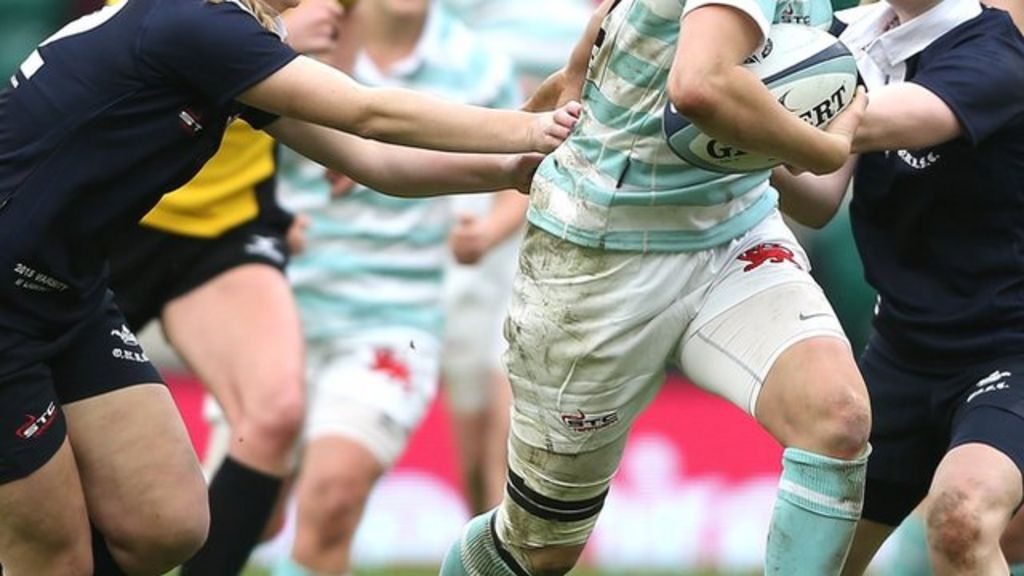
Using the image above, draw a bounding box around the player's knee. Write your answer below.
[236,392,305,454]
[304,474,366,542]
[926,486,994,568]
[812,386,871,459]
[105,488,209,572]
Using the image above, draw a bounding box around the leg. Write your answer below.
[287,437,382,574]
[925,443,1023,575]
[65,384,209,574]
[840,520,897,576]
[163,265,305,575]
[0,440,93,576]
[281,332,440,576]
[447,370,513,515]
[680,242,870,576]
[1001,508,1024,565]
[443,227,681,576]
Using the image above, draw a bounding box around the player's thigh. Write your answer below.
[63,384,208,546]
[162,263,304,419]
[677,218,854,419]
[504,226,687,456]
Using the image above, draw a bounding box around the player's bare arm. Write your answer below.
[670,5,865,174]
[240,56,579,154]
[522,0,618,113]
[852,82,961,152]
[266,119,543,197]
[773,155,859,228]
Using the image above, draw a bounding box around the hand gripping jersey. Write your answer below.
[527,0,832,252]
[0,0,297,334]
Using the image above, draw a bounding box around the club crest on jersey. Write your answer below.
[110,324,139,346]
[16,402,57,440]
[737,243,802,272]
[896,149,941,170]
[178,107,204,135]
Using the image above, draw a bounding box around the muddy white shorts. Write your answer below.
[505,210,848,456]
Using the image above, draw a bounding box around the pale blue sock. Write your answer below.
[889,513,931,576]
[440,509,525,576]
[765,447,869,576]
[271,554,313,576]
[1011,563,1024,576]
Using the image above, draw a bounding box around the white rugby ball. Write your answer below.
[663,24,858,173]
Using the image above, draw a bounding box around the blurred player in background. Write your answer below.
[440,0,871,575]
[774,0,1024,572]
[105,1,346,573]
[438,0,593,515]
[267,1,526,574]
[0,0,579,573]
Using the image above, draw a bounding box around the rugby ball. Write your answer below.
[664,24,858,173]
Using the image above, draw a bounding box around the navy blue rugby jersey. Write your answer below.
[839,9,1024,366]
[0,0,297,335]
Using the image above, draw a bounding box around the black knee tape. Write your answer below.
[506,469,608,523]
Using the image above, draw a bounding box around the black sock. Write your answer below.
[92,524,127,576]
[180,456,283,576]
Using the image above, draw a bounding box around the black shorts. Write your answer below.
[108,216,290,331]
[0,291,163,483]
[860,334,1024,526]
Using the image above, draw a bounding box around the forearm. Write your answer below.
[485,189,530,243]
[268,119,515,197]
[360,147,515,197]
[241,57,547,154]
[356,87,534,152]
[773,156,857,228]
[674,66,847,173]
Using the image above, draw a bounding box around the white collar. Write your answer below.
[840,0,982,69]
[355,4,445,84]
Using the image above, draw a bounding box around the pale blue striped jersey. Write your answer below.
[441,0,592,79]
[528,0,833,252]
[278,4,521,341]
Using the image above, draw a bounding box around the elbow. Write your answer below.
[667,67,725,123]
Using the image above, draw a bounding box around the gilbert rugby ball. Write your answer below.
[664,24,858,173]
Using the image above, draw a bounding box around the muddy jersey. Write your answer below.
[527,0,832,252]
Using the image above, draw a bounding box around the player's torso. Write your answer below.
[845,7,1024,364]
[528,0,832,252]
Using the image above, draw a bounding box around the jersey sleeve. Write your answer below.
[139,0,298,108]
[911,20,1024,146]
[682,0,776,43]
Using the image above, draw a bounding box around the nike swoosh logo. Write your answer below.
[799,312,830,321]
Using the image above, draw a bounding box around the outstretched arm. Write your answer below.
[265,118,542,197]
[773,156,858,228]
[240,56,580,154]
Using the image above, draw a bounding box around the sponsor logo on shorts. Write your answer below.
[16,401,57,439]
[561,409,620,433]
[111,324,149,363]
[799,311,831,321]
[737,243,802,272]
[967,370,1011,403]
[371,348,412,391]
[244,235,286,264]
